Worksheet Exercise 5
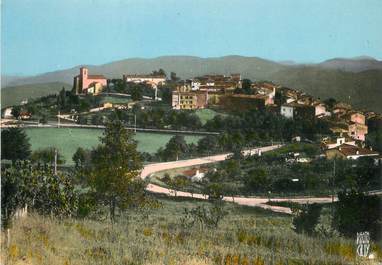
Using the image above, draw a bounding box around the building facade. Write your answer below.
[123,74,166,88]
[172,86,208,110]
[73,67,107,95]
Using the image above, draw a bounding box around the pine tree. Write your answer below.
[89,120,144,221]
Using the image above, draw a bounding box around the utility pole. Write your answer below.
[134,114,137,133]
[331,159,336,216]
[54,149,58,175]
[58,111,60,128]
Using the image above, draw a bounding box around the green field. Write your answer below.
[98,95,131,104]
[194,109,219,125]
[25,128,201,164]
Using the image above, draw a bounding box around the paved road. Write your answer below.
[140,144,382,214]
[140,144,310,214]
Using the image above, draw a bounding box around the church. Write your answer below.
[73,67,107,95]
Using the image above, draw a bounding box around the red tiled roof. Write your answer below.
[336,144,379,157]
[182,167,208,177]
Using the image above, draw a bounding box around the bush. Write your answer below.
[314,209,339,238]
[1,161,78,227]
[31,147,65,165]
[292,203,322,235]
[180,202,226,230]
[333,190,381,240]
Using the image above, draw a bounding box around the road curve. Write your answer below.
[140,144,371,214]
[141,145,303,214]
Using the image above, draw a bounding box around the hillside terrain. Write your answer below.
[1,82,71,107]
[317,56,382,72]
[2,197,371,265]
[2,56,382,111]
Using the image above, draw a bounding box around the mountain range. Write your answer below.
[2,55,382,112]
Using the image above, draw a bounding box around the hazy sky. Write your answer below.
[2,0,382,75]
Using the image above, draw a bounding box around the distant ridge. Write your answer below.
[2,55,382,112]
[318,56,382,72]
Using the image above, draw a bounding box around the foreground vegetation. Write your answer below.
[4,197,382,265]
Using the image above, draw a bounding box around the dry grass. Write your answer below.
[1,197,381,265]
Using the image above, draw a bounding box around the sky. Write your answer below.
[2,0,382,76]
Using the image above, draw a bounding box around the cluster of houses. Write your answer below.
[171,74,242,110]
[274,87,381,161]
[71,67,382,162]
[168,72,382,161]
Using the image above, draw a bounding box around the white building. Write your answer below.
[123,74,166,88]
[281,105,294,119]
[3,107,13,119]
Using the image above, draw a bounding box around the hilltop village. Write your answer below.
[68,67,381,160]
[2,66,382,164]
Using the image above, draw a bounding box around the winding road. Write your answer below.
[140,144,339,214]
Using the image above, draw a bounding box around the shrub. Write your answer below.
[333,190,381,240]
[180,202,227,230]
[1,161,78,227]
[292,203,322,235]
[314,209,339,238]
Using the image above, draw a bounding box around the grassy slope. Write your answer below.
[98,95,131,104]
[1,82,72,108]
[3,197,376,265]
[195,109,219,125]
[25,128,201,164]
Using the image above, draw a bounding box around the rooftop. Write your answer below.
[124,74,166,78]
[335,144,379,157]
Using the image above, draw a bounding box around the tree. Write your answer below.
[72,147,91,169]
[241,79,252,95]
[1,161,78,227]
[244,168,270,193]
[203,182,224,201]
[366,129,382,153]
[152,68,166,77]
[130,85,143,101]
[170,72,179,82]
[40,114,48,124]
[324,98,337,110]
[1,128,31,162]
[114,79,127,93]
[161,135,189,161]
[167,175,190,196]
[159,86,173,104]
[11,106,21,119]
[197,135,219,155]
[57,87,67,110]
[91,113,104,125]
[292,203,322,235]
[31,147,65,165]
[333,190,381,239]
[89,120,144,221]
